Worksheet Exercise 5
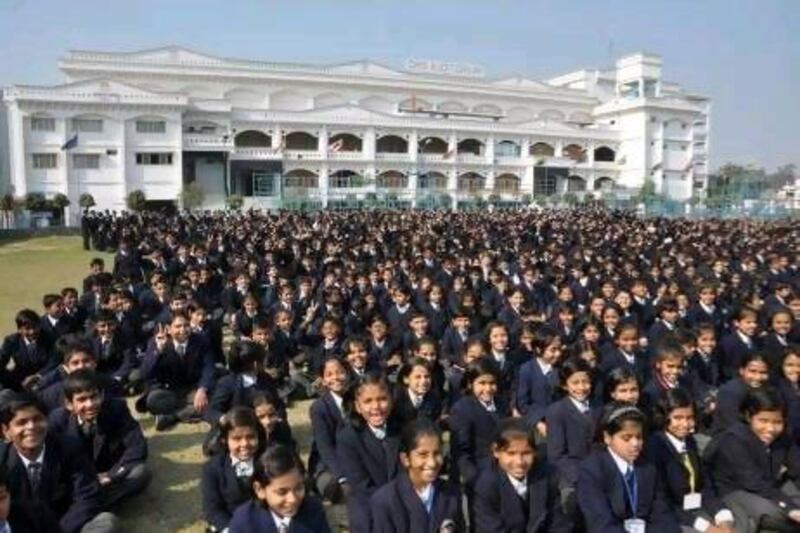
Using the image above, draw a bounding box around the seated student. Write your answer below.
[293,315,342,398]
[82,257,106,295]
[228,445,331,533]
[410,337,447,398]
[0,465,61,532]
[441,308,473,366]
[641,339,698,416]
[0,392,118,533]
[0,309,58,391]
[685,283,725,337]
[444,338,484,409]
[365,315,401,373]
[61,286,89,332]
[473,418,569,533]
[545,358,601,519]
[775,347,800,443]
[337,374,400,532]
[420,283,449,341]
[449,358,511,489]
[401,311,430,358]
[187,301,224,365]
[371,419,463,532]
[711,352,771,435]
[646,388,736,533]
[392,358,443,427]
[706,387,800,532]
[308,357,348,504]
[141,313,216,431]
[250,390,295,452]
[687,324,723,390]
[39,293,72,345]
[516,325,563,437]
[342,336,379,380]
[484,321,516,407]
[551,303,579,347]
[386,285,414,340]
[202,406,266,532]
[599,323,650,386]
[48,370,151,508]
[497,286,526,344]
[760,307,794,371]
[231,293,265,341]
[206,341,277,426]
[576,403,679,533]
[37,338,124,413]
[718,306,759,381]
[266,311,295,387]
[90,310,136,385]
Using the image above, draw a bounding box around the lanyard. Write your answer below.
[622,468,638,517]
[680,452,697,493]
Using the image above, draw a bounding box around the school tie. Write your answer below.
[680,452,697,493]
[372,425,387,440]
[27,462,42,495]
[233,460,253,478]
[624,467,636,511]
[482,401,497,413]
[26,341,36,357]
[176,344,186,357]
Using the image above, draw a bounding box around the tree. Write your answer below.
[0,193,19,229]
[126,190,147,212]
[51,193,70,225]
[562,192,579,205]
[226,194,244,210]
[24,192,48,212]
[635,178,660,204]
[180,183,206,210]
[520,193,533,205]
[487,193,501,206]
[79,193,96,212]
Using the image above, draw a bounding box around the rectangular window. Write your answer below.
[72,119,103,133]
[73,154,100,169]
[31,117,55,131]
[135,152,173,165]
[136,120,166,134]
[32,153,57,169]
[252,172,276,196]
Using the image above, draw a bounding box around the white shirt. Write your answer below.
[18,446,45,471]
[270,511,292,531]
[736,330,754,348]
[507,474,528,498]
[492,351,506,368]
[569,397,591,414]
[174,342,188,355]
[416,483,435,511]
[536,358,553,377]
[607,448,633,477]
[330,391,344,414]
[241,374,257,388]
[230,456,254,478]
[369,424,387,440]
[699,302,716,315]
[664,432,687,455]
[409,390,424,408]
[621,351,636,365]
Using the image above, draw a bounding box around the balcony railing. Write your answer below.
[183,134,233,150]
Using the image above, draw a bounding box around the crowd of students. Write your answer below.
[1,207,799,532]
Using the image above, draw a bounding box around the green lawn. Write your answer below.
[0,236,318,532]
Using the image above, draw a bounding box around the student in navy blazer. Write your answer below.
[577,404,679,533]
[336,374,400,532]
[228,445,331,533]
[307,357,347,501]
[711,352,770,435]
[473,418,570,533]
[449,358,510,487]
[645,389,736,532]
[718,307,759,380]
[202,407,266,532]
[706,387,800,531]
[371,420,463,533]
[545,358,601,491]
[0,309,58,391]
[599,324,650,386]
[392,358,444,427]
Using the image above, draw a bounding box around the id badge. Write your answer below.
[624,518,646,533]
[683,492,702,511]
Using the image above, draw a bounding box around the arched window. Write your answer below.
[418,137,448,154]
[234,130,272,148]
[376,135,408,153]
[283,169,319,189]
[418,172,448,190]
[376,171,408,189]
[494,174,521,193]
[328,133,362,152]
[594,146,616,162]
[529,142,555,157]
[284,131,319,151]
[457,173,486,192]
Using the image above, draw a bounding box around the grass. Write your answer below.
[0,236,318,532]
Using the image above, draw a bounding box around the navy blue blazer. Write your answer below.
[644,431,725,529]
[336,421,400,532]
[205,372,278,424]
[685,304,725,336]
[449,394,509,486]
[141,333,216,391]
[706,421,800,507]
[777,377,800,442]
[308,391,346,479]
[710,378,749,435]
[371,471,463,533]
[202,453,252,531]
[392,386,443,427]
[0,333,58,390]
[545,396,601,486]
[440,327,469,365]
[516,359,558,425]
[686,350,722,388]
[759,333,790,371]
[647,320,678,347]
[420,301,449,340]
[48,397,147,475]
[576,449,679,533]
[229,498,331,533]
[37,371,124,414]
[718,332,755,381]
[599,347,650,385]
[472,461,570,533]
[0,435,102,533]
[91,333,136,380]
[368,336,400,368]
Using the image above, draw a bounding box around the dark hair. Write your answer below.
[14,309,40,330]
[602,366,640,403]
[218,406,266,455]
[412,336,438,354]
[731,305,758,323]
[398,357,432,388]
[652,388,695,431]
[0,392,44,426]
[343,373,392,427]
[740,386,786,420]
[317,356,347,379]
[598,402,647,442]
[93,309,116,325]
[342,336,368,355]
[462,358,501,395]
[493,417,536,451]
[63,369,102,401]
[614,322,639,340]
[250,445,305,489]
[656,297,679,315]
[63,338,96,364]
[228,341,266,374]
[42,293,62,308]
[739,351,770,370]
[61,287,79,298]
[558,357,593,388]
[399,418,441,455]
[531,325,561,356]
[650,338,684,364]
[90,257,105,267]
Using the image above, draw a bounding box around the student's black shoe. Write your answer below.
[155,414,179,431]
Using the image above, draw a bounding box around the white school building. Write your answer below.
[0,46,710,222]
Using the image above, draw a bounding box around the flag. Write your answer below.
[329,139,344,152]
[61,133,78,151]
[443,149,455,159]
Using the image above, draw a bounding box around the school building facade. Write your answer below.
[0,46,710,222]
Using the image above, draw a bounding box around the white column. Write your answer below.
[319,127,329,157]
[271,125,282,149]
[409,131,419,163]
[363,127,376,159]
[485,134,495,164]
[319,164,329,208]
[6,101,27,197]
